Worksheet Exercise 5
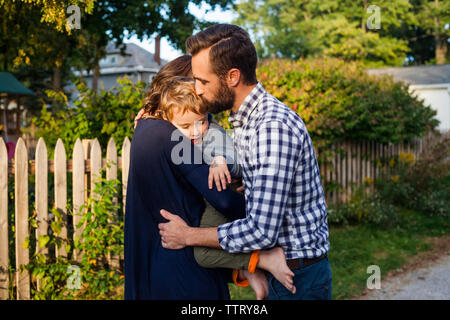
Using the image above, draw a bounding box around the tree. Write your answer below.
[70,0,232,91]
[415,0,450,64]
[1,0,233,97]
[234,0,448,66]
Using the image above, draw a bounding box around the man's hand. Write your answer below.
[230,178,244,194]
[208,156,231,191]
[158,209,190,250]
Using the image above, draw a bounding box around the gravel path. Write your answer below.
[360,252,450,300]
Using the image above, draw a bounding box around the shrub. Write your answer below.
[22,178,124,300]
[327,186,403,228]
[374,133,450,217]
[32,76,146,155]
[251,57,438,149]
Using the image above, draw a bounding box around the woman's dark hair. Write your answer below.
[185,24,257,85]
[142,55,192,118]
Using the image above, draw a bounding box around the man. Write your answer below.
[159,24,332,300]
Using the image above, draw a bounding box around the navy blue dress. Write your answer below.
[124,118,246,300]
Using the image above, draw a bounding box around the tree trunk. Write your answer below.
[92,63,100,92]
[435,36,447,64]
[362,0,368,32]
[434,0,446,64]
[53,66,62,91]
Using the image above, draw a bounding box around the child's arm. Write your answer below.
[208,155,232,191]
[203,120,241,191]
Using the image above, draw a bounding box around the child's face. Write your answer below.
[170,108,208,145]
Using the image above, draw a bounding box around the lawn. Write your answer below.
[230,209,450,300]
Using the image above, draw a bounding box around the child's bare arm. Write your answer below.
[208,156,231,191]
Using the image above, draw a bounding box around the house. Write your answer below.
[68,38,167,96]
[368,64,450,132]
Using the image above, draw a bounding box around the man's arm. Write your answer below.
[159,121,302,253]
[159,209,220,249]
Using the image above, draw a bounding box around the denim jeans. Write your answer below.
[267,256,332,300]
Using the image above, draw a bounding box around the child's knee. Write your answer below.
[193,247,211,268]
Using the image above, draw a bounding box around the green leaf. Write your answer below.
[38,235,50,249]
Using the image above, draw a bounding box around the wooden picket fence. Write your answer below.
[0,136,130,300]
[318,136,426,204]
[319,132,445,204]
[0,131,441,300]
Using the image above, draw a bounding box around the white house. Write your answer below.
[368,64,450,132]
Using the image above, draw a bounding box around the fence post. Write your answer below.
[90,139,102,201]
[0,138,8,300]
[121,137,130,216]
[54,139,68,259]
[72,139,85,262]
[106,138,119,269]
[14,138,30,300]
[81,139,93,205]
[35,138,48,292]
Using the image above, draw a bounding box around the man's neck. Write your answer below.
[231,83,258,114]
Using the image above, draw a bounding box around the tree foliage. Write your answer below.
[234,0,449,66]
[32,77,146,155]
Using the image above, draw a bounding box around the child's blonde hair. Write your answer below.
[159,77,207,121]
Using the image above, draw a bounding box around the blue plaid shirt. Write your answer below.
[217,83,330,259]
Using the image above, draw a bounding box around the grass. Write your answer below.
[230,209,450,300]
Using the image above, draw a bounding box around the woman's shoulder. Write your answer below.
[135,118,175,138]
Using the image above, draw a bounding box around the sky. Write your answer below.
[124,3,237,62]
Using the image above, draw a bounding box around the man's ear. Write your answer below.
[226,68,241,87]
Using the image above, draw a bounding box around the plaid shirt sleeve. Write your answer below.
[217,120,302,253]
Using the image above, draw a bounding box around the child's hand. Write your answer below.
[208,156,231,191]
[134,108,146,129]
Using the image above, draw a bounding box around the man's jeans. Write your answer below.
[267,256,332,300]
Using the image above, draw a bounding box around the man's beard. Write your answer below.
[203,79,235,114]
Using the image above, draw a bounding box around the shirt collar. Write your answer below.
[229,82,265,128]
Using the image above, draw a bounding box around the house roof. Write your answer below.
[367,64,450,85]
[102,42,167,70]
[0,72,34,95]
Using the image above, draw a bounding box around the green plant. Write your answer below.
[32,76,146,155]
[374,134,450,218]
[248,58,438,151]
[22,178,124,300]
[327,187,403,229]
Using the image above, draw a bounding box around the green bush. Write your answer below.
[252,57,438,149]
[374,134,450,218]
[22,178,124,300]
[329,133,450,227]
[327,187,403,228]
[32,76,146,155]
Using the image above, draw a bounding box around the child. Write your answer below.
[149,76,296,294]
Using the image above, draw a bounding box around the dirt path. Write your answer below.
[356,235,450,300]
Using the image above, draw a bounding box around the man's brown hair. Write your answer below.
[186,24,257,85]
